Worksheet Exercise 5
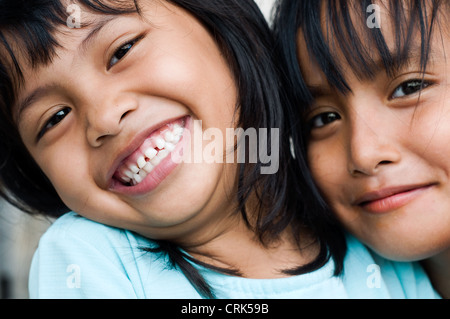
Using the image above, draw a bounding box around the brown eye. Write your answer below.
[109,42,134,68]
[38,107,72,140]
[108,36,143,69]
[309,112,341,129]
[391,79,432,99]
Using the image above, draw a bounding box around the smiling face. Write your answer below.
[299,4,450,261]
[14,1,240,243]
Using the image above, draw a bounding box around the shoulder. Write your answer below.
[30,213,207,299]
[38,212,159,255]
[41,212,131,243]
[29,212,155,298]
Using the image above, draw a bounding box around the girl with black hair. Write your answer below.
[0,0,437,298]
[274,0,449,298]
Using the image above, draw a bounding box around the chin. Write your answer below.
[368,238,447,262]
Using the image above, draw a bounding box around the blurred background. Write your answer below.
[0,0,276,299]
[0,201,52,298]
[255,0,276,22]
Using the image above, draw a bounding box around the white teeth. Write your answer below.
[122,177,131,183]
[155,138,166,150]
[164,131,175,143]
[173,126,184,136]
[165,142,176,152]
[144,148,158,160]
[129,164,140,174]
[137,156,147,169]
[157,149,169,160]
[139,170,148,178]
[118,123,185,186]
[150,154,162,166]
[143,162,154,173]
[133,173,143,184]
[124,170,134,179]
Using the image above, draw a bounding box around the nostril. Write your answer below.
[95,132,111,145]
[120,111,131,121]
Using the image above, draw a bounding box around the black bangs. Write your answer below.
[0,0,142,217]
[0,0,350,299]
[0,0,140,83]
[274,0,445,99]
[0,1,66,71]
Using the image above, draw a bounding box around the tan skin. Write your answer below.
[298,4,450,297]
[14,1,317,279]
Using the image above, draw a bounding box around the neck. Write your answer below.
[181,216,319,279]
[422,248,450,298]
[170,187,319,279]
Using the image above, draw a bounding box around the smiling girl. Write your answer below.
[274,0,450,297]
[0,0,439,299]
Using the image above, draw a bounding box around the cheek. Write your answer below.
[133,30,237,127]
[307,141,357,226]
[307,142,345,197]
[408,95,450,165]
[32,142,91,206]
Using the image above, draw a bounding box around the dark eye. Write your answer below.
[309,112,341,129]
[391,79,432,99]
[108,37,141,69]
[38,107,72,140]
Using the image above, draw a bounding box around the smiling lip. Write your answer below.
[107,115,190,194]
[354,184,436,214]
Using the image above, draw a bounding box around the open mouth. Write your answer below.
[113,117,187,187]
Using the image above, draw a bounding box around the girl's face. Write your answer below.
[300,17,450,261]
[15,1,239,243]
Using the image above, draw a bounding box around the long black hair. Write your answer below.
[273,0,448,111]
[0,0,347,298]
[273,0,448,297]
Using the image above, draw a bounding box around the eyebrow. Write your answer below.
[376,38,444,75]
[15,17,117,119]
[307,85,334,99]
[15,83,59,121]
[79,17,116,54]
[378,45,431,70]
[314,40,442,98]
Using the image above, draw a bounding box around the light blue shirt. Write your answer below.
[29,212,440,299]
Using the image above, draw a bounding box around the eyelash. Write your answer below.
[35,36,144,141]
[108,35,143,70]
[37,107,72,141]
[390,78,433,100]
[307,79,433,131]
[34,35,146,142]
[308,112,341,130]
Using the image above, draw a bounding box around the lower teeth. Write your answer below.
[116,122,185,186]
[129,149,172,185]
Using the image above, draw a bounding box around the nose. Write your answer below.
[85,94,137,147]
[346,107,401,176]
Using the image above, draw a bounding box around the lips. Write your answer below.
[114,118,186,186]
[354,183,436,214]
[108,116,189,191]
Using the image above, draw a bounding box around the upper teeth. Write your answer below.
[144,148,158,160]
[117,124,184,186]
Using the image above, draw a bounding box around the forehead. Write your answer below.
[11,1,221,122]
[0,1,145,119]
[0,0,141,80]
[295,0,448,90]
